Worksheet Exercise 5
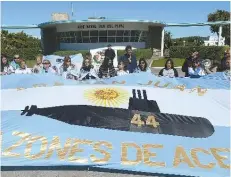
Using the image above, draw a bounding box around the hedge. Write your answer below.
[53,49,153,60]
[1,48,42,61]
[117,49,153,60]
[169,46,229,61]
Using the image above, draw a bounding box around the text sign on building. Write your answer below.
[77,24,124,29]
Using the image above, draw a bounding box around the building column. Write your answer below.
[161,27,165,57]
[218,26,222,46]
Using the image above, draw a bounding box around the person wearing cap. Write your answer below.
[104,44,116,61]
[39,59,56,74]
[10,54,21,71]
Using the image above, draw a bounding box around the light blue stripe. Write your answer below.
[1,72,230,90]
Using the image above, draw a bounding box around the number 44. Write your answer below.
[131,114,160,128]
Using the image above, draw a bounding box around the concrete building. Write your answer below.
[38,16,165,55]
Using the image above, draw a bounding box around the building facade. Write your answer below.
[38,19,165,55]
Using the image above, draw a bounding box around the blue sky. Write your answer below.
[2,1,230,38]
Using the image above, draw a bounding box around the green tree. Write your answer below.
[207,10,230,45]
[1,30,41,60]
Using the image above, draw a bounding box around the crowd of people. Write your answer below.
[1,45,230,81]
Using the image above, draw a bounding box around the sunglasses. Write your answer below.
[43,62,50,65]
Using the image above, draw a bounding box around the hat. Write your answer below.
[107,44,111,47]
[14,54,20,58]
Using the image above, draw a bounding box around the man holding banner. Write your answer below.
[118,45,137,73]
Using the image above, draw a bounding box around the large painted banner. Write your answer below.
[1,72,230,177]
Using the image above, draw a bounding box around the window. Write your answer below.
[82,31,89,37]
[123,30,130,36]
[90,37,98,43]
[108,30,116,36]
[99,37,107,42]
[123,37,130,42]
[83,36,90,43]
[116,37,123,42]
[116,30,124,36]
[99,30,107,36]
[108,37,115,43]
[90,30,98,36]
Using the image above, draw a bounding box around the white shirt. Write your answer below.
[15,68,32,74]
[188,67,205,76]
[117,70,129,76]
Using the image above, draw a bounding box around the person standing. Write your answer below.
[118,45,137,73]
[104,44,116,60]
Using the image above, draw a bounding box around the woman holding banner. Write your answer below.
[59,56,78,80]
[159,59,178,78]
[79,54,99,81]
[98,57,116,78]
[134,58,151,73]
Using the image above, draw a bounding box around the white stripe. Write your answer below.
[1,85,230,127]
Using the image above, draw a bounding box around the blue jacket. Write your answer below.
[118,54,137,73]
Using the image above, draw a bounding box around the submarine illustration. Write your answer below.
[21,89,214,138]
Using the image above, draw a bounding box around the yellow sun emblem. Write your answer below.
[84,88,129,107]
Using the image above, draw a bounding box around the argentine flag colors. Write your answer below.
[1,72,230,177]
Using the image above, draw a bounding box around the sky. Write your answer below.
[1,1,230,38]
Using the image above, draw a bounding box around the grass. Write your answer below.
[26,60,36,68]
[151,58,185,67]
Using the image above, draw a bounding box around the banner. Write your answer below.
[90,47,118,71]
[1,73,230,177]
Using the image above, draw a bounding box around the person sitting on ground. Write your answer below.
[158,58,178,77]
[15,60,32,74]
[188,59,205,77]
[118,45,137,73]
[79,55,99,81]
[1,54,14,75]
[39,59,56,74]
[117,60,129,76]
[10,54,21,71]
[98,57,116,78]
[32,55,43,73]
[59,56,78,79]
[182,51,199,77]
[105,44,116,60]
[134,58,151,73]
